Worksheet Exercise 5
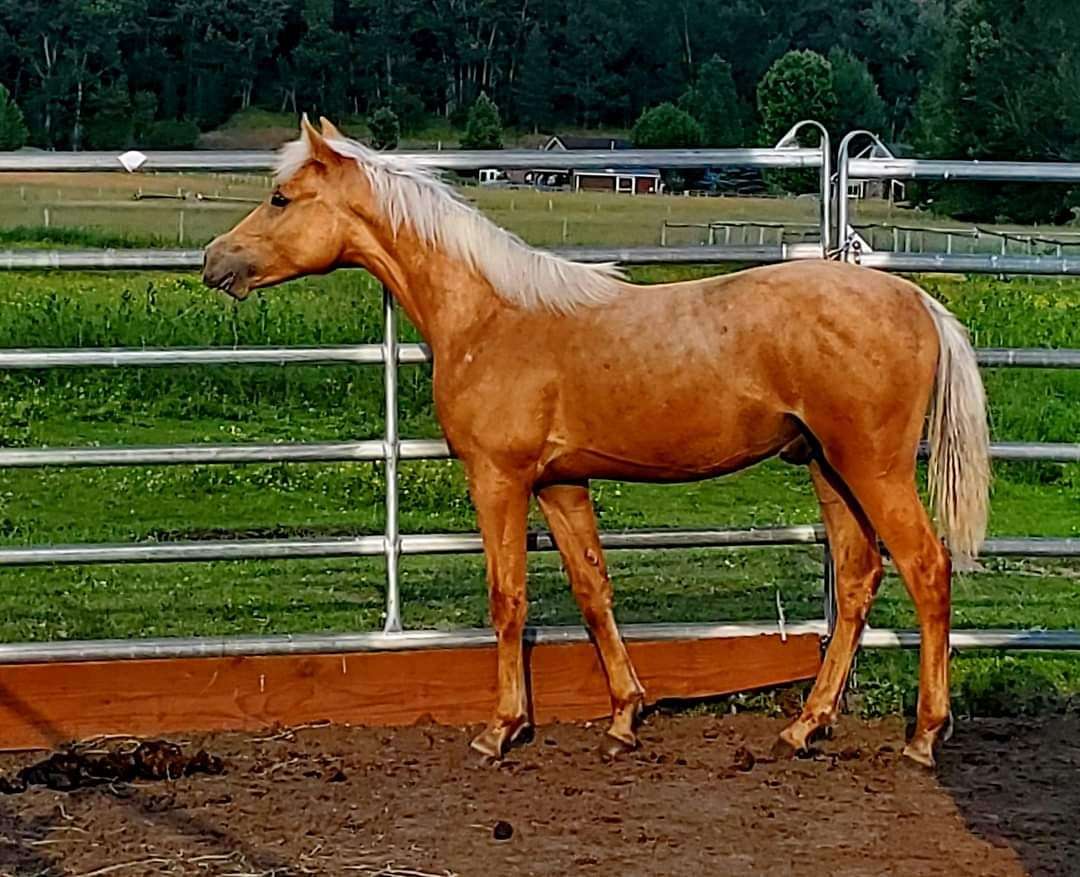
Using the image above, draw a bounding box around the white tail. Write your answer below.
[919,292,991,563]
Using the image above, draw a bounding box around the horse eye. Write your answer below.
[270,192,290,208]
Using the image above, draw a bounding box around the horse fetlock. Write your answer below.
[901,738,937,769]
[469,715,531,760]
[600,730,639,759]
[777,710,831,755]
[902,708,952,768]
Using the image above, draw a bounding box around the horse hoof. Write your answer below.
[470,730,505,761]
[600,734,638,760]
[771,737,800,760]
[901,742,936,770]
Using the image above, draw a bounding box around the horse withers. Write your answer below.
[203,117,990,768]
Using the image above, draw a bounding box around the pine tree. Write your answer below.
[679,56,745,147]
[461,93,503,149]
[516,27,552,133]
[828,49,886,137]
[0,84,29,151]
[369,106,400,150]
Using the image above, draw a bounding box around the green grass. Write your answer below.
[0,188,1076,718]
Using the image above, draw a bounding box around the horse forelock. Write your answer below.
[273,134,624,313]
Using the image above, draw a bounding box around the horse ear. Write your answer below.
[300,113,340,167]
[319,116,345,140]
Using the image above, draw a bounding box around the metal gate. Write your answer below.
[0,129,1076,668]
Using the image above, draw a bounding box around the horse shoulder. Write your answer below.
[431,327,561,463]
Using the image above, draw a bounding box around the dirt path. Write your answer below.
[0,713,1076,876]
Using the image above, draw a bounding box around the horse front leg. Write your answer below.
[536,482,645,755]
[467,462,532,759]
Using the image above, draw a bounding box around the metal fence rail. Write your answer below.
[0,527,1072,568]
[858,251,1080,276]
[0,344,431,368]
[838,132,1080,277]
[13,245,1080,276]
[0,344,1075,370]
[0,138,1077,664]
[847,157,1080,183]
[0,440,1072,469]
[0,244,827,272]
[0,147,823,174]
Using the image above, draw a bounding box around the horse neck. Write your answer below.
[342,213,506,358]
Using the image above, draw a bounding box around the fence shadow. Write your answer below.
[0,679,296,876]
[0,803,66,876]
[937,713,1080,876]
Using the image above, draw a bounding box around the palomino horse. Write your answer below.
[204,118,990,768]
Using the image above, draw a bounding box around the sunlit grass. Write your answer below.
[0,190,1075,717]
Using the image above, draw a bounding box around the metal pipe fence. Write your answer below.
[0,621,1079,667]
[837,131,1080,275]
[0,147,823,174]
[0,244,829,272]
[0,139,1076,663]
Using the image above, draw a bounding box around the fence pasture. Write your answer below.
[0,131,1077,675]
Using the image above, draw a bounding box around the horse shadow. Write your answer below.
[937,711,1080,877]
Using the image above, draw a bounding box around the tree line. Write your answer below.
[0,0,945,149]
[2,0,1079,220]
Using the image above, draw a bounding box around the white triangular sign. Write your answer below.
[118,150,148,173]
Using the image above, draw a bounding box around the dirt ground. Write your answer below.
[0,712,1077,877]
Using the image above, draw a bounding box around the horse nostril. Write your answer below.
[202,242,237,287]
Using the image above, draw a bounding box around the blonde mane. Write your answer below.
[275,136,625,313]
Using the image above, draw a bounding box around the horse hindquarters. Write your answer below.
[787,282,987,765]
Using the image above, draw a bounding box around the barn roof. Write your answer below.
[544,135,632,151]
[573,167,661,177]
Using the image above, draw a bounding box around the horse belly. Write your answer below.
[539,402,798,484]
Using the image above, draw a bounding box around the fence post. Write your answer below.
[819,131,831,252]
[382,285,403,633]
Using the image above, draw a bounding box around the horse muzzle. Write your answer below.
[202,239,255,300]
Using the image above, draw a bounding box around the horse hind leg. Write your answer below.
[536,482,645,755]
[816,454,953,767]
[862,482,952,767]
[777,459,884,754]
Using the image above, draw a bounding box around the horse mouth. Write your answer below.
[213,272,236,293]
[207,271,251,300]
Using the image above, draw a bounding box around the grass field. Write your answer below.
[0,175,1076,719]
[5,169,1077,257]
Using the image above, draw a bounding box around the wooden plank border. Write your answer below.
[0,633,821,751]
